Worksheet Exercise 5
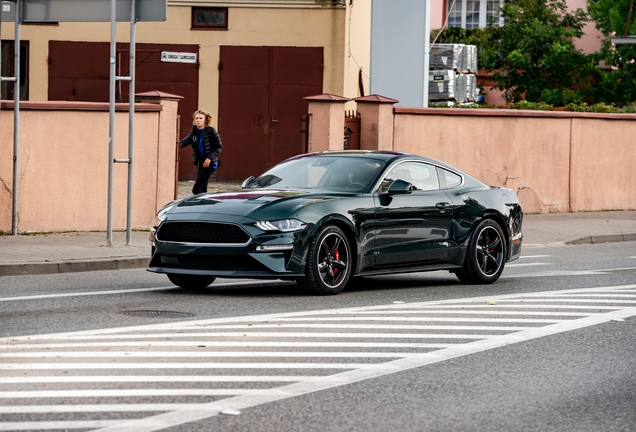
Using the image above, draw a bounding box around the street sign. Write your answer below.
[1,1,16,22]
[160,51,197,63]
[1,0,166,22]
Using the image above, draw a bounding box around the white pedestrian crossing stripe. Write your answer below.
[1,284,635,432]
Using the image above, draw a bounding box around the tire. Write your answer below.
[167,273,216,289]
[297,225,352,295]
[458,219,506,284]
[453,269,471,284]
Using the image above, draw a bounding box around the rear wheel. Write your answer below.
[456,219,506,284]
[167,273,216,289]
[297,225,352,295]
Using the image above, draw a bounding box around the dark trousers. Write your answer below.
[192,158,217,194]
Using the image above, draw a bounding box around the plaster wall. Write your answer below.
[0,100,177,233]
[570,118,636,211]
[392,112,572,214]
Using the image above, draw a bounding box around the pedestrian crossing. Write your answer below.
[1,284,636,431]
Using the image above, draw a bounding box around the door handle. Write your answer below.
[271,119,279,128]
[436,202,450,210]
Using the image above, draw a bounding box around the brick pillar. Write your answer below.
[353,94,398,151]
[135,90,182,209]
[303,94,351,152]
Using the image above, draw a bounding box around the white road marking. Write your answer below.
[0,376,322,384]
[96,309,636,432]
[0,341,455,349]
[0,363,391,371]
[0,280,289,303]
[1,284,634,432]
[506,262,552,268]
[504,266,636,278]
[0,389,290,399]
[0,352,422,359]
[0,420,124,431]
[519,255,551,259]
[0,404,203,413]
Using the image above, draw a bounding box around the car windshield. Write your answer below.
[246,155,385,192]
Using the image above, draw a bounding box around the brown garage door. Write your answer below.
[48,41,200,180]
[218,46,323,181]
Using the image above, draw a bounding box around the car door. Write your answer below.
[372,161,455,268]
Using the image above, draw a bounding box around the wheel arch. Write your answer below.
[475,211,510,258]
[312,215,360,274]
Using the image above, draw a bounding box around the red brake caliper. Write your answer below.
[333,250,340,275]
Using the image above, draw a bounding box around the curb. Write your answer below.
[566,233,636,245]
[0,257,150,277]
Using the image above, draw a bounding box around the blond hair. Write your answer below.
[193,110,213,128]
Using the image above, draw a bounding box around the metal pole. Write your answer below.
[12,0,20,235]
[126,0,136,245]
[422,0,431,107]
[107,0,116,246]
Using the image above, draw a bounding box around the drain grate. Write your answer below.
[119,310,196,318]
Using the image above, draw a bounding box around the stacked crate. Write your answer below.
[429,44,478,103]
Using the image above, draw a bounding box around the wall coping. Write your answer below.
[0,100,162,112]
[303,93,350,102]
[354,94,399,104]
[395,106,636,120]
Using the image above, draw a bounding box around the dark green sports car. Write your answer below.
[148,151,523,295]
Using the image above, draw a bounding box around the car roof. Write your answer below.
[295,150,456,170]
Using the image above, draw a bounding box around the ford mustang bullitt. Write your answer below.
[148,151,523,295]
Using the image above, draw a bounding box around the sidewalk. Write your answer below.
[1,203,634,277]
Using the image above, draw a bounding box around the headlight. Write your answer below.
[157,201,177,222]
[255,219,306,232]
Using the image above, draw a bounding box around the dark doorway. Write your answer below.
[218,46,323,180]
[1,40,29,100]
[48,41,200,179]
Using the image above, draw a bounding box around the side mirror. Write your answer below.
[241,176,255,189]
[384,179,413,195]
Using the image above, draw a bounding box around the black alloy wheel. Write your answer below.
[456,219,506,284]
[297,225,352,295]
[167,273,216,289]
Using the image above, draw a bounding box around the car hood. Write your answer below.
[168,188,341,220]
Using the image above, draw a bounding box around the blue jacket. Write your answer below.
[180,126,223,165]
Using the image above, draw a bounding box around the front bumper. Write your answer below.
[148,214,310,279]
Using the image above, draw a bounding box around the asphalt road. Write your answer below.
[1,242,635,431]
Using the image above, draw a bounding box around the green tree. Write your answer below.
[587,0,636,105]
[478,0,595,104]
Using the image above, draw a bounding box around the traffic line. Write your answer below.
[42,324,537,336]
[0,341,456,349]
[0,280,290,303]
[0,389,290,399]
[0,376,320,384]
[0,362,389,371]
[0,352,421,359]
[93,306,636,432]
[0,420,123,431]
[506,262,552,268]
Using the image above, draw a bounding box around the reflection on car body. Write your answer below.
[149,150,523,295]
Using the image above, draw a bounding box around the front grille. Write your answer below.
[160,255,266,271]
[157,221,250,244]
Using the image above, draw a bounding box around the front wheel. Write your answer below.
[167,273,216,289]
[297,225,352,295]
[456,219,506,284]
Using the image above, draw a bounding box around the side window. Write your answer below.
[437,167,462,189]
[380,162,439,192]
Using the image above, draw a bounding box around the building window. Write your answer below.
[1,40,29,100]
[192,7,228,30]
[446,0,503,29]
